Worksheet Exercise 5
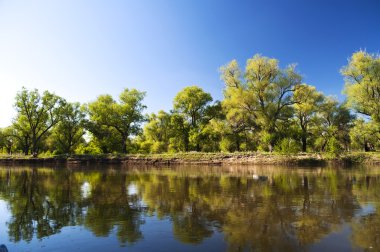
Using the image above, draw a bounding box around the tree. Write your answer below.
[313,97,354,152]
[219,60,257,151]
[173,86,214,151]
[350,119,379,151]
[50,102,86,154]
[168,113,191,152]
[293,84,324,152]
[342,51,380,122]
[87,88,146,154]
[139,110,173,153]
[173,86,213,128]
[0,127,18,154]
[13,87,65,156]
[220,55,302,151]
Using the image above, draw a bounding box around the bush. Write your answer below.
[75,142,102,155]
[326,137,343,156]
[275,138,301,154]
[220,138,234,152]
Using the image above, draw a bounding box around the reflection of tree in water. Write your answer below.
[1,169,84,242]
[0,167,379,250]
[135,171,361,250]
[83,173,144,245]
[351,175,380,250]
[0,169,144,245]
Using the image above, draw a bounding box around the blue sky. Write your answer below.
[0,0,379,127]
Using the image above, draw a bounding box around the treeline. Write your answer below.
[0,51,379,156]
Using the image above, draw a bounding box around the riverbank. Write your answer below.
[1,152,380,166]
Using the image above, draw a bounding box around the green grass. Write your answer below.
[1,151,379,165]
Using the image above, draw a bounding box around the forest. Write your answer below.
[0,50,379,157]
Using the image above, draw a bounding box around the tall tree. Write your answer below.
[314,97,354,152]
[173,86,214,151]
[350,119,379,152]
[342,51,380,122]
[220,60,257,151]
[140,110,173,153]
[293,84,324,152]
[173,86,213,128]
[220,55,302,151]
[0,127,18,154]
[13,87,65,156]
[87,88,146,154]
[50,102,86,154]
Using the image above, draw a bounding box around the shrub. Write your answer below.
[275,138,301,154]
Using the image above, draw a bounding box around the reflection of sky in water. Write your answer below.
[81,181,91,199]
[127,184,138,196]
[0,200,11,244]
[355,203,376,217]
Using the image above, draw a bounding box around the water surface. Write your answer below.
[0,165,379,251]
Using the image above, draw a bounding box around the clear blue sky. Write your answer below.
[0,0,379,127]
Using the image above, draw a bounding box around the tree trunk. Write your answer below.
[321,140,327,152]
[236,138,240,152]
[122,138,128,154]
[32,135,38,157]
[301,135,307,152]
[268,127,275,152]
[196,143,200,152]
[24,145,29,156]
[364,141,370,152]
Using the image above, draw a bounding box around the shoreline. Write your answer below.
[0,152,380,166]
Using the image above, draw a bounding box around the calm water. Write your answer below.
[0,165,380,252]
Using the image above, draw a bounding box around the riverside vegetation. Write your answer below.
[1,51,380,163]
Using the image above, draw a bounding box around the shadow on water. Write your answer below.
[0,164,380,251]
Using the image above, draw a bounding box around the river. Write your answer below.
[0,165,379,251]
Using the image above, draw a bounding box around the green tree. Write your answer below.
[140,110,173,153]
[293,84,324,152]
[220,55,302,151]
[87,88,146,154]
[13,88,65,156]
[350,119,379,151]
[173,86,217,151]
[314,97,354,152]
[168,113,191,152]
[50,102,86,154]
[173,86,213,128]
[342,51,380,122]
[0,127,18,154]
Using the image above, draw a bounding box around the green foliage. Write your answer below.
[87,88,146,153]
[342,51,380,122]
[49,102,86,154]
[138,111,173,153]
[75,141,103,155]
[173,86,220,151]
[12,87,65,156]
[173,86,213,128]
[350,119,379,151]
[312,97,354,152]
[275,138,301,154]
[293,84,324,151]
[325,137,343,157]
[1,52,378,156]
[220,54,302,151]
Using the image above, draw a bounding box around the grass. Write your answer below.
[0,151,379,165]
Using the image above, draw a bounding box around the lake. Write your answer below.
[0,165,379,251]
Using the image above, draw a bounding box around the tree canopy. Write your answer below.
[1,51,379,155]
[87,88,146,154]
[342,51,380,122]
[13,87,65,156]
